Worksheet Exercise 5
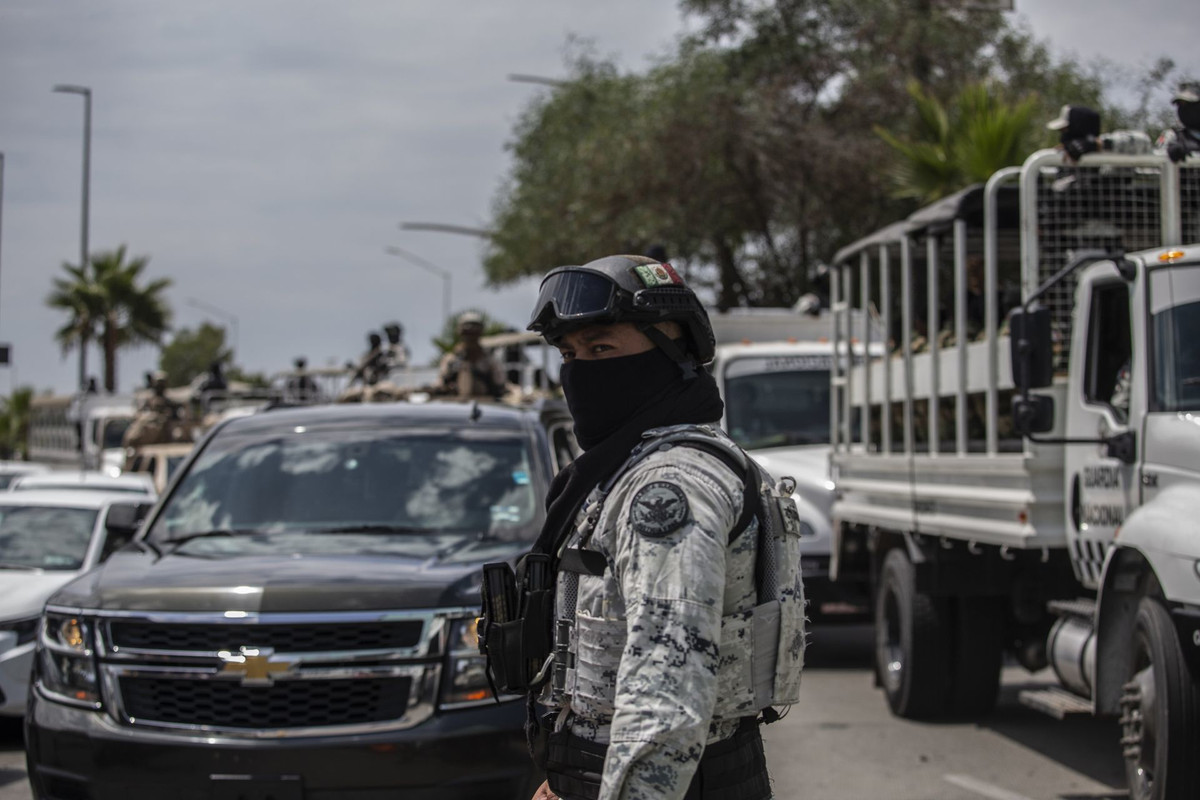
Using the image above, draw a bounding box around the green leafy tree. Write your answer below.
[159,322,233,386]
[482,0,1135,308]
[47,245,172,392]
[875,80,1040,203]
[226,367,270,388]
[0,386,35,460]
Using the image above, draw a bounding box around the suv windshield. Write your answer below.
[1151,265,1200,413]
[148,427,542,549]
[724,356,832,450]
[0,506,99,570]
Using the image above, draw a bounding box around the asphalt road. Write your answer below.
[0,624,1129,800]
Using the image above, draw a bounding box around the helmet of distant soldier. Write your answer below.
[1174,82,1200,131]
[527,254,716,364]
[1046,104,1101,140]
[457,311,485,336]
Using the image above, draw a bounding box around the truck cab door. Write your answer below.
[1063,266,1139,589]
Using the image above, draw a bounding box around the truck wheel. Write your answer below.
[947,596,1004,718]
[875,548,950,719]
[1121,597,1200,800]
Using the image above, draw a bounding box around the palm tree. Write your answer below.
[875,80,1041,204]
[46,262,103,389]
[0,386,35,460]
[46,246,172,392]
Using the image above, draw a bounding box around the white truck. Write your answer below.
[826,148,1200,799]
[708,308,881,620]
[27,393,136,474]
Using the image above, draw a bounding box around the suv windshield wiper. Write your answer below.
[305,524,438,535]
[0,562,37,570]
[158,528,270,548]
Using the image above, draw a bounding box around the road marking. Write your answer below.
[944,774,1036,800]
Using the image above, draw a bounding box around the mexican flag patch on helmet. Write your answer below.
[633,262,683,288]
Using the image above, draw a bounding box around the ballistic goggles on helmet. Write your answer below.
[527,269,622,335]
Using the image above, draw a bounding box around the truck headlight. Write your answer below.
[38,614,102,708]
[440,617,512,708]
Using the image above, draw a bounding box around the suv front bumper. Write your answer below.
[26,692,537,800]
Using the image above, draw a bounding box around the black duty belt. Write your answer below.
[546,717,770,800]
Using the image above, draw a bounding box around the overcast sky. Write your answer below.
[0,0,1196,395]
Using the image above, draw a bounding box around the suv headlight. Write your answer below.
[38,613,102,708]
[441,617,514,708]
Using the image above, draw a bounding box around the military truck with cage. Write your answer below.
[825,147,1200,799]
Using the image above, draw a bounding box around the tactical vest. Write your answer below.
[477,425,807,712]
[553,424,806,717]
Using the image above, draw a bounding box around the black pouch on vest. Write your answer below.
[480,554,554,694]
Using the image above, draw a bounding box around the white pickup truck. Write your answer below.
[708,320,879,621]
[827,148,1200,800]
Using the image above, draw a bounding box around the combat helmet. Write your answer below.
[527,254,716,369]
[1174,82,1200,130]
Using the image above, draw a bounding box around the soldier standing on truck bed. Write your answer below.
[1158,82,1200,164]
[435,312,507,399]
[1047,104,1153,163]
[123,372,187,451]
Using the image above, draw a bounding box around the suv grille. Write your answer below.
[87,609,468,736]
[120,676,413,729]
[108,620,423,652]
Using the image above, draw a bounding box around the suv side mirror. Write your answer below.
[1009,304,1054,391]
[101,502,152,561]
[1012,394,1055,435]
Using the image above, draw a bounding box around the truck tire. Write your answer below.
[875,548,950,719]
[947,596,1004,718]
[1122,597,1200,800]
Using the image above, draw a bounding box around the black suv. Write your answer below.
[25,400,577,800]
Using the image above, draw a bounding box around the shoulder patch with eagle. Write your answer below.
[629,481,690,538]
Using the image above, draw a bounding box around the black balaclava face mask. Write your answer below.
[1179,101,1200,133]
[558,346,682,450]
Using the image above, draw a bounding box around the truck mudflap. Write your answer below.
[1169,606,1200,676]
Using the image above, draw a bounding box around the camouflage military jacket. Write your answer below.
[547,424,764,800]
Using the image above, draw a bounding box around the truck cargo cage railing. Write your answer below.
[831,149,1196,462]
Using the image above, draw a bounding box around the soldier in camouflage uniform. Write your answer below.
[436,312,508,399]
[1046,104,1153,163]
[525,255,781,800]
[1157,82,1200,164]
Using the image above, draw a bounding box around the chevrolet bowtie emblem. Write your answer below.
[218,646,293,686]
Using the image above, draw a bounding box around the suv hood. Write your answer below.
[2,569,83,620]
[47,539,529,614]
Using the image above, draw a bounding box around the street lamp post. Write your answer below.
[398,221,493,240]
[53,84,92,394]
[506,74,568,88]
[186,297,240,356]
[383,245,452,329]
[0,152,5,336]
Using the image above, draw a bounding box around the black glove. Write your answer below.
[1064,135,1099,162]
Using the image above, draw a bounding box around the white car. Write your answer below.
[0,490,152,717]
[0,461,52,490]
[9,471,156,497]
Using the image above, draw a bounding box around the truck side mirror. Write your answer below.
[1009,304,1054,391]
[1012,394,1055,435]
